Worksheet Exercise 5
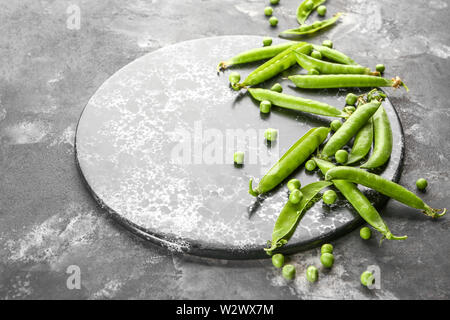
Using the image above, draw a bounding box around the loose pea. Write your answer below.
[264,128,278,141]
[329,120,341,132]
[229,72,240,85]
[287,178,301,192]
[260,100,272,114]
[270,0,280,4]
[360,227,372,240]
[289,189,303,204]
[317,5,327,16]
[234,151,244,164]
[320,253,334,268]
[306,266,319,283]
[305,0,314,10]
[272,253,284,268]
[360,270,374,286]
[282,264,296,280]
[321,243,333,254]
[322,40,333,48]
[305,159,316,171]
[269,16,278,26]
[271,83,283,93]
[323,190,337,205]
[376,64,385,73]
[308,68,320,75]
[335,149,348,164]
[416,178,428,190]
[344,106,356,114]
[345,93,358,106]
[311,50,322,60]
[263,37,273,46]
[264,6,273,16]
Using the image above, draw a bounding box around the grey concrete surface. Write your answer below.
[0,0,449,300]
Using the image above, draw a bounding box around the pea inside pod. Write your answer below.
[249,127,330,197]
[296,0,327,25]
[325,166,447,218]
[281,13,342,38]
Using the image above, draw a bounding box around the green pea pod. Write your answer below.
[281,13,342,38]
[314,158,407,240]
[312,45,358,65]
[237,42,312,89]
[265,181,333,255]
[248,88,347,118]
[325,166,446,218]
[249,127,330,196]
[321,101,381,159]
[217,41,297,71]
[294,52,373,75]
[361,106,392,169]
[346,117,373,165]
[296,0,327,25]
[289,74,409,90]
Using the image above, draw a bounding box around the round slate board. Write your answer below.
[75,36,404,259]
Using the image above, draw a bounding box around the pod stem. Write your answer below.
[248,178,260,197]
[217,61,229,72]
[385,233,408,241]
[392,76,409,91]
[423,207,447,218]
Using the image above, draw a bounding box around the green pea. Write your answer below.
[321,243,333,254]
[308,68,320,75]
[270,83,283,93]
[264,128,278,141]
[305,159,316,171]
[323,190,337,205]
[344,106,356,114]
[305,0,314,10]
[272,253,284,268]
[306,266,318,283]
[229,72,241,85]
[360,270,374,286]
[260,100,272,114]
[360,227,372,240]
[289,189,303,204]
[416,178,428,190]
[282,264,296,280]
[376,64,385,73]
[320,253,334,268]
[345,93,358,106]
[270,0,280,4]
[287,178,301,192]
[335,149,348,164]
[233,151,244,164]
[322,40,333,48]
[317,5,327,16]
[269,16,278,26]
[330,120,342,132]
[263,37,273,46]
[264,6,273,16]
[311,50,322,60]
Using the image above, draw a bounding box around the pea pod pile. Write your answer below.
[215,3,445,258]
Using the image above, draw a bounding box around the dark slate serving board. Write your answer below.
[75,36,404,259]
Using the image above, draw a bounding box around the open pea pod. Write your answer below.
[265,181,332,255]
[296,0,327,25]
